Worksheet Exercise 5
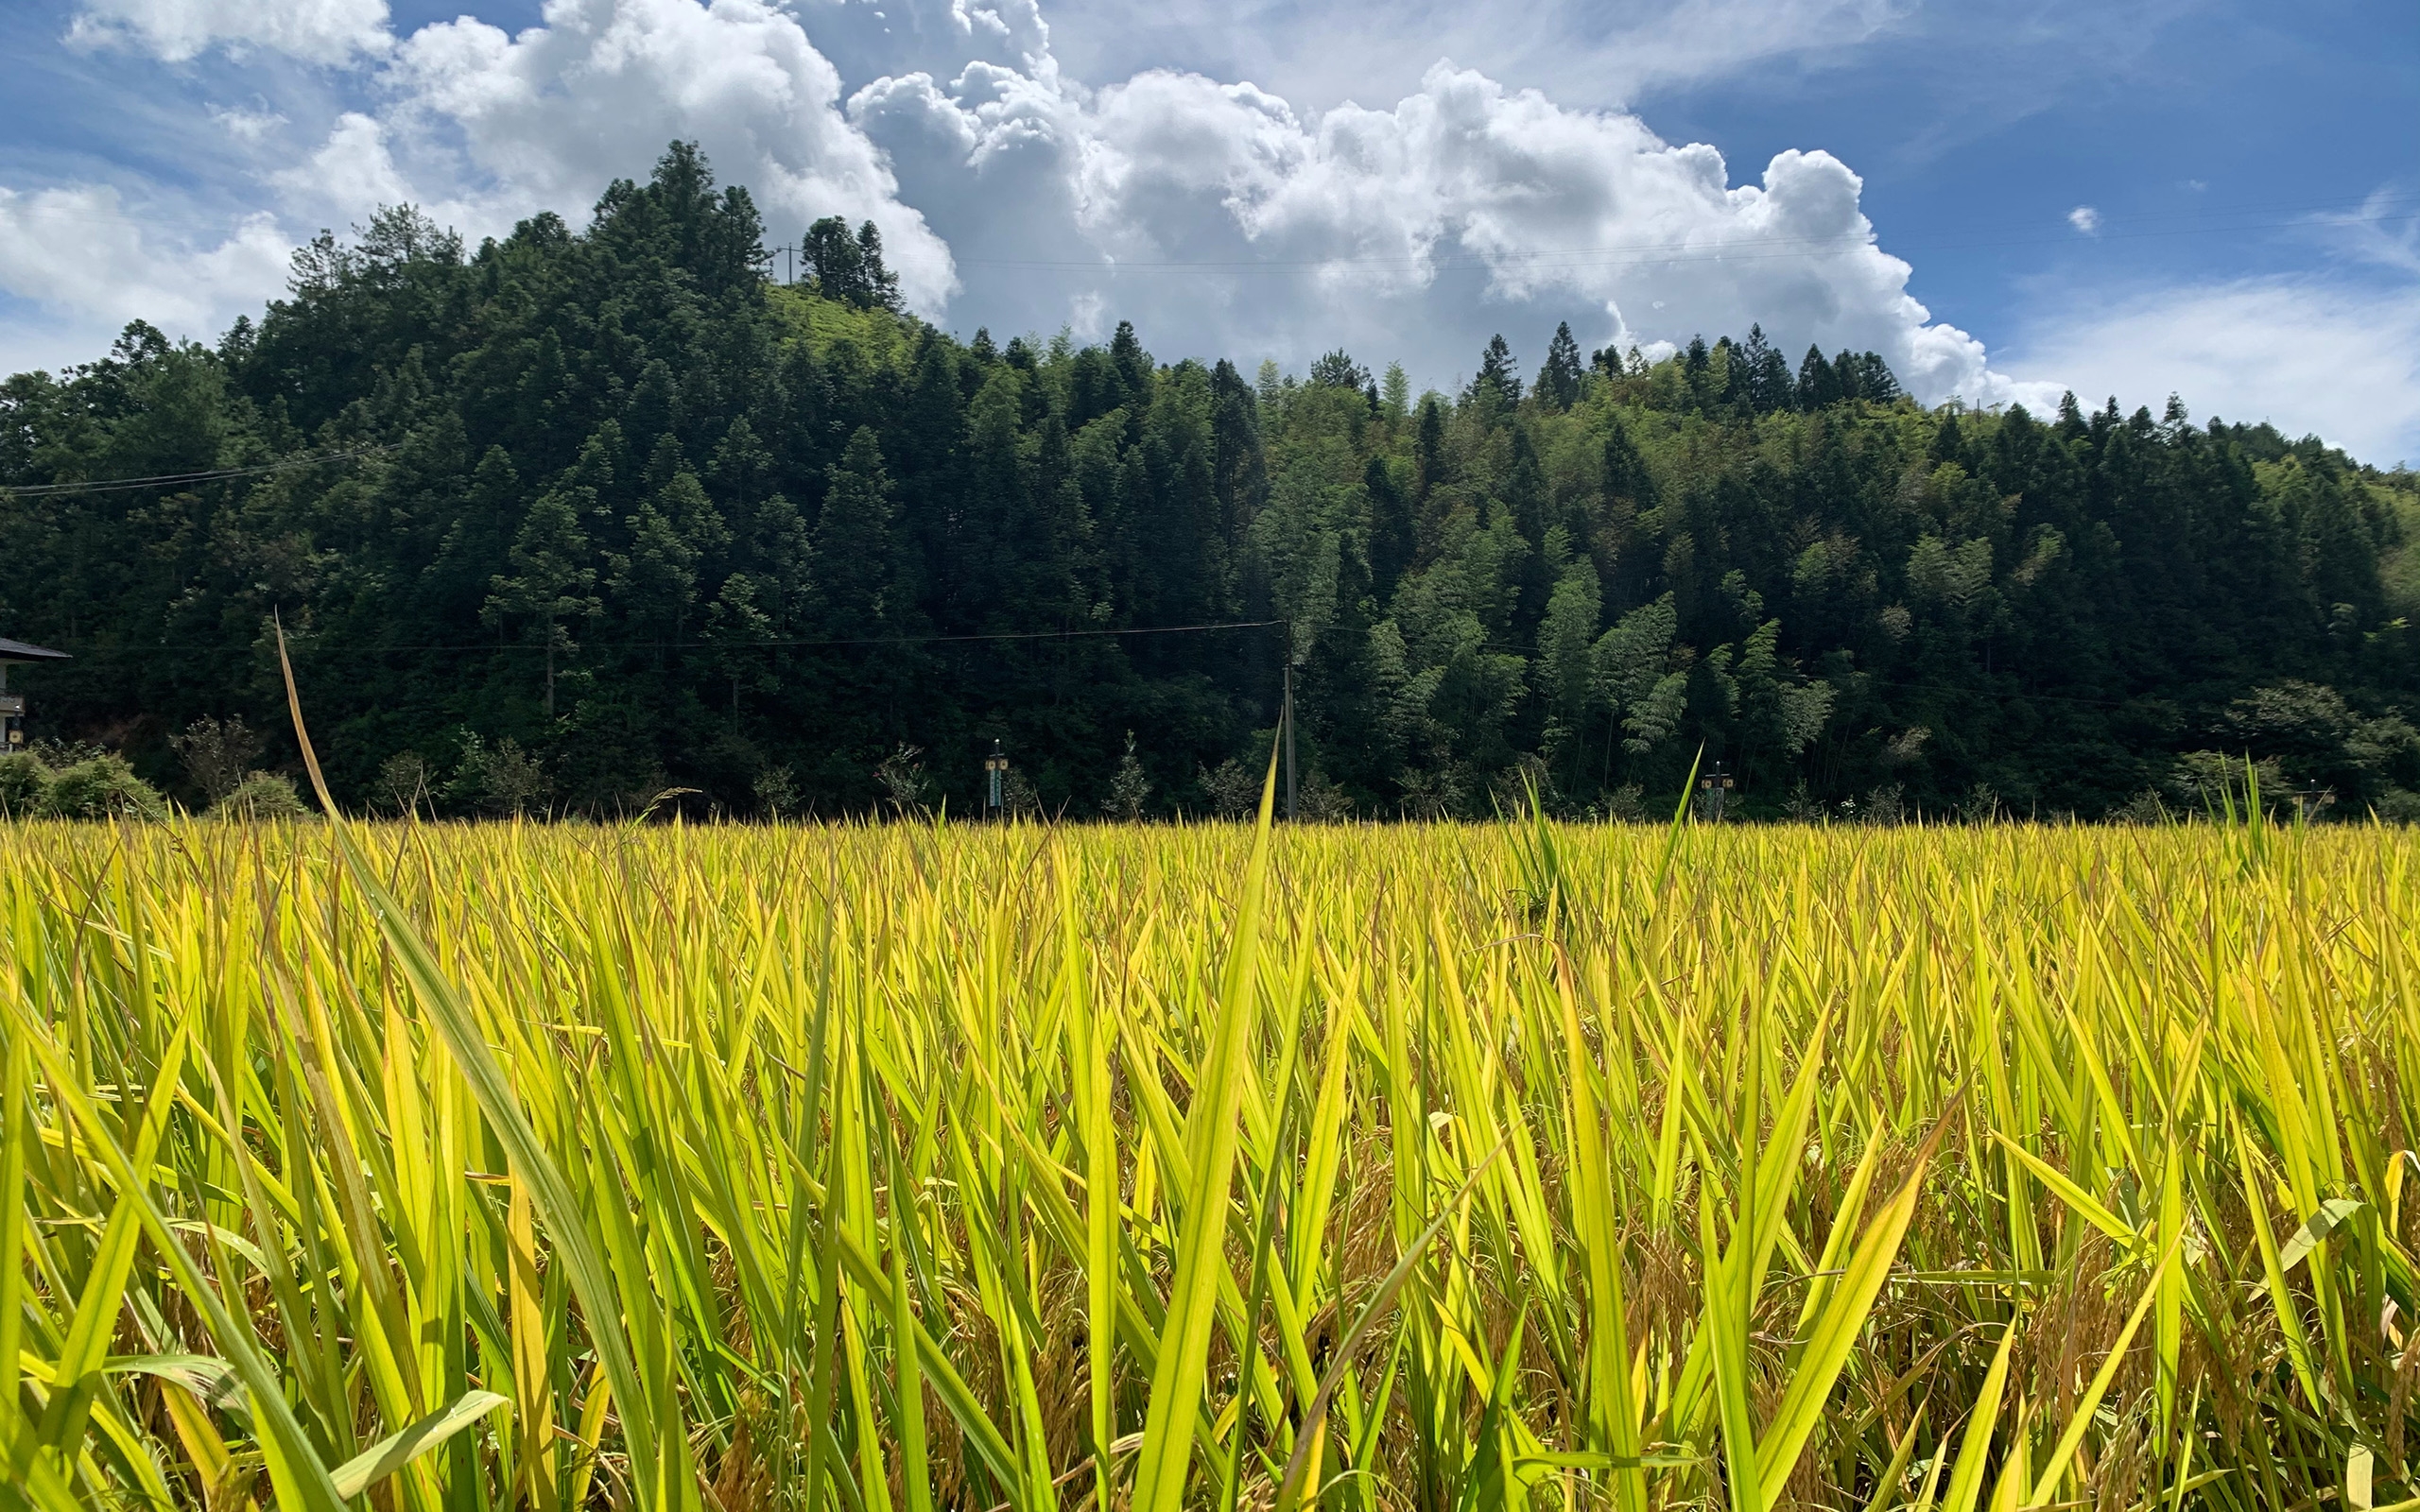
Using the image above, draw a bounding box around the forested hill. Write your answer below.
[4,144,2417,821]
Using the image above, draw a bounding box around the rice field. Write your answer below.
[5,792,2418,1512]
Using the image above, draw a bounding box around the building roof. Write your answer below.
[0,637,70,663]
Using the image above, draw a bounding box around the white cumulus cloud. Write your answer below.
[0,185,290,368]
[67,0,391,64]
[272,112,419,215]
[2067,205,2099,234]
[369,0,957,306]
[17,0,2053,408]
[852,43,2038,403]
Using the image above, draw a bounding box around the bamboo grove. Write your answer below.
[6,793,2420,1510]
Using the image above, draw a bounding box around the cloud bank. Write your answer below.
[67,0,392,64]
[850,48,2041,404]
[0,0,2332,433]
[378,0,958,308]
[0,184,292,374]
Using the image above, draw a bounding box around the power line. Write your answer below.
[1444,620,2259,713]
[11,187,2410,284]
[1,446,390,498]
[16,183,2410,247]
[685,618,1287,651]
[13,587,2293,719]
[43,615,2252,711]
[946,213,2420,277]
[936,191,2420,271]
[36,618,1288,660]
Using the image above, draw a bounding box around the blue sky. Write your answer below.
[2,0,2414,462]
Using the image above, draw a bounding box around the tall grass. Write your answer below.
[4,807,2418,1510]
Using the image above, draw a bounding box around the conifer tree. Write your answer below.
[814,426,897,627]
[1209,358,1265,536]
[1600,415,1655,509]
[1852,352,1901,402]
[1504,423,1553,637]
[1110,321,1151,407]
[1536,321,1584,410]
[802,216,901,310]
[1308,350,1370,388]
[708,416,772,515]
[484,489,600,717]
[1740,324,1793,413]
[610,484,703,644]
[1831,349,1866,402]
[1414,395,1446,496]
[1473,334,1523,405]
[1368,455,1415,604]
[746,492,814,628]
[466,443,522,562]
[1796,344,1843,409]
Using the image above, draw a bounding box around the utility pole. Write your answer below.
[2281,784,2333,825]
[1697,759,1735,822]
[984,739,1007,821]
[1282,653,1297,821]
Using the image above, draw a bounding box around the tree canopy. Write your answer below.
[4,144,2416,819]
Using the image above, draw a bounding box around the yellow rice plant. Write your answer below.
[5,777,2419,1510]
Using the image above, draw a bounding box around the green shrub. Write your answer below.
[170,714,265,806]
[209,770,310,821]
[375,750,432,816]
[447,731,552,817]
[2109,787,2173,824]
[0,751,51,817]
[43,755,166,820]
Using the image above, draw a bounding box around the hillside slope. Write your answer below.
[3,144,2415,818]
